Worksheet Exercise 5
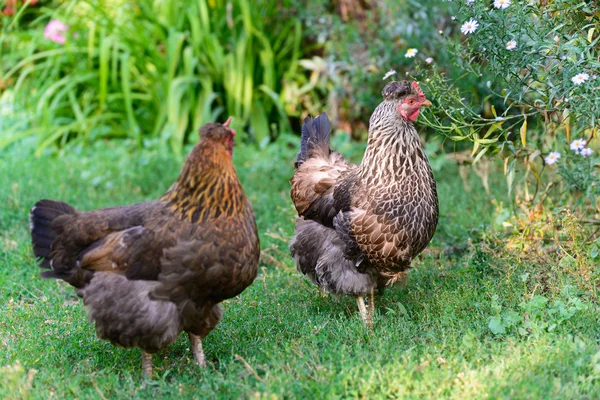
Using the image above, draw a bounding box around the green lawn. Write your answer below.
[1,137,598,399]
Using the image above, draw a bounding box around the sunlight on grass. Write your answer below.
[1,139,599,399]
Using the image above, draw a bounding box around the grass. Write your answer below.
[0,135,599,399]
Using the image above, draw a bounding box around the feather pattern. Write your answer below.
[290,81,439,296]
[29,122,259,357]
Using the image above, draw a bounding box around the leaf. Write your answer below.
[563,109,571,143]
[471,132,480,156]
[489,316,505,335]
[396,302,408,316]
[249,100,270,147]
[476,138,498,144]
[506,159,516,195]
[503,311,522,327]
[520,118,527,147]
[120,52,139,143]
[98,32,112,112]
[472,147,489,164]
[260,84,291,135]
[518,327,529,336]
[588,27,596,43]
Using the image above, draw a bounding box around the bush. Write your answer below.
[295,0,458,138]
[1,0,303,155]
[411,0,600,218]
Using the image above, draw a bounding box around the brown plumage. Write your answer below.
[29,119,259,376]
[289,81,438,325]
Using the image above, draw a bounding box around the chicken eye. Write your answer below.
[408,99,415,105]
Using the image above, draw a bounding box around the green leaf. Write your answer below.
[472,147,489,164]
[489,316,505,335]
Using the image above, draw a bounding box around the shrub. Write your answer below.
[411,0,600,218]
[295,0,458,138]
[1,0,303,155]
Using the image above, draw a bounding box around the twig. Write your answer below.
[260,250,292,270]
[584,227,600,245]
[91,375,108,400]
[234,354,265,384]
[582,219,600,226]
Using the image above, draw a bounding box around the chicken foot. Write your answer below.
[142,351,153,377]
[189,333,207,367]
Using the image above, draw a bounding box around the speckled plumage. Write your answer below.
[290,81,439,297]
[29,122,259,373]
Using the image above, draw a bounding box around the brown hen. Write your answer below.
[29,119,259,376]
[290,81,438,325]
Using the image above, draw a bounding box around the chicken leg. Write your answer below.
[356,296,372,326]
[142,351,153,377]
[189,333,207,367]
[368,287,376,323]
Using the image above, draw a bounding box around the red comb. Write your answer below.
[412,81,426,99]
[223,116,236,136]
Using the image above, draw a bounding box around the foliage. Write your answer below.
[0,0,302,155]
[294,0,458,138]
[1,139,600,398]
[412,0,600,219]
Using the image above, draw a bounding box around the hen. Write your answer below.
[29,119,259,376]
[290,81,438,325]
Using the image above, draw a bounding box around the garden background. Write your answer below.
[1,0,599,398]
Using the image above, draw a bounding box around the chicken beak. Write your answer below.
[421,99,433,107]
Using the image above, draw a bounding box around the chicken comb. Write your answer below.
[223,116,236,136]
[381,81,413,101]
[412,81,427,100]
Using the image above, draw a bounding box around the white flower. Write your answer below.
[425,57,433,63]
[493,0,511,9]
[466,0,475,4]
[461,19,479,35]
[505,40,517,50]
[571,72,590,85]
[581,147,593,157]
[382,69,397,80]
[570,139,586,153]
[405,48,418,58]
[544,152,561,165]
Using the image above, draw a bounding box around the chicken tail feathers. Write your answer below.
[296,112,331,168]
[30,199,76,268]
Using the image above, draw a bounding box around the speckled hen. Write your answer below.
[290,81,438,325]
[29,119,259,376]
